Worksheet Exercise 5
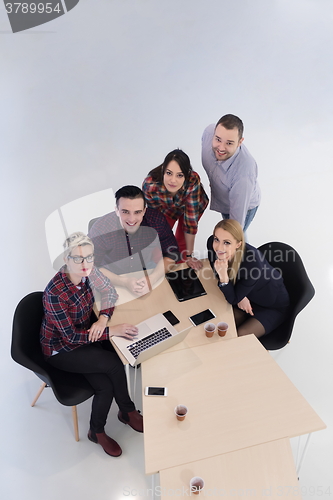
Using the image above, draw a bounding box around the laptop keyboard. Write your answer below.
[127,327,172,359]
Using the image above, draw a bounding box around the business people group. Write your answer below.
[40,114,289,457]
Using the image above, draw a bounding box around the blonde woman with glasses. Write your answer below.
[40,232,143,457]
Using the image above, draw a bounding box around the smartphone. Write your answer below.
[189,309,216,327]
[163,310,180,326]
[144,387,168,397]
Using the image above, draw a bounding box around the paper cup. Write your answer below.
[204,322,216,338]
[190,476,205,495]
[174,405,188,421]
[217,322,228,337]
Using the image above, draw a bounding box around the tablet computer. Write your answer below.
[165,267,207,302]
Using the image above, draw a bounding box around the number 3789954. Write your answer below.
[5,3,62,14]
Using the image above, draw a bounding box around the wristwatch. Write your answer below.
[100,313,110,319]
[219,281,229,287]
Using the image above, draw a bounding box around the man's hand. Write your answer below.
[132,277,150,295]
[99,267,150,295]
[125,276,150,296]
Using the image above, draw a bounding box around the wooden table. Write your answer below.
[109,258,237,352]
[142,335,326,474]
[97,259,325,490]
[159,439,302,499]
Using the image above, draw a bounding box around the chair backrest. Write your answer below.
[88,217,100,233]
[11,292,50,381]
[257,242,315,349]
[258,242,315,315]
[11,291,95,406]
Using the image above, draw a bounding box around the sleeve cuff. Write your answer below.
[100,310,111,318]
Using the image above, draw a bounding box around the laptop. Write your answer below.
[166,267,207,302]
[112,313,192,367]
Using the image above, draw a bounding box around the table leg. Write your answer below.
[296,433,312,476]
[151,472,159,500]
[295,435,301,468]
[134,364,138,405]
[125,364,131,399]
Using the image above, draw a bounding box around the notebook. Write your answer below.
[112,313,192,367]
[166,267,207,302]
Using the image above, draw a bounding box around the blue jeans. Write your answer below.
[221,206,258,232]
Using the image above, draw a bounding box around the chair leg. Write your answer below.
[31,383,80,442]
[31,382,47,407]
[72,406,79,442]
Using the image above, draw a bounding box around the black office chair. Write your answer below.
[11,292,95,441]
[88,217,100,233]
[257,242,315,350]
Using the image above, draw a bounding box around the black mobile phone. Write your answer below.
[144,387,168,396]
[163,310,180,326]
[189,309,216,327]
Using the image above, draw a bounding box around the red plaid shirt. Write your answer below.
[40,266,118,358]
[142,171,209,235]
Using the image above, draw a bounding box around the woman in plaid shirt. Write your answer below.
[40,232,143,457]
[142,149,209,270]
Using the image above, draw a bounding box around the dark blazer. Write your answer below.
[207,239,290,309]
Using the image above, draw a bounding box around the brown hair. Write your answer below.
[215,114,244,140]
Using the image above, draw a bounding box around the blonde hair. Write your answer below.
[63,232,94,259]
[213,219,245,284]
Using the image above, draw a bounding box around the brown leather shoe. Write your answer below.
[88,430,122,457]
[118,410,143,433]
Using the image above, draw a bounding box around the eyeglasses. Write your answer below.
[68,254,94,264]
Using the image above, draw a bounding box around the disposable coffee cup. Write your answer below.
[204,322,216,338]
[174,405,188,421]
[190,476,205,495]
[217,321,228,337]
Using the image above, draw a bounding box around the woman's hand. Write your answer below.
[237,297,254,316]
[186,256,203,270]
[108,323,139,340]
[88,315,109,342]
[214,257,229,283]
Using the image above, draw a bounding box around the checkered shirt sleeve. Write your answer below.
[40,267,118,357]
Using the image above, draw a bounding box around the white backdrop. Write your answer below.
[1,1,332,498]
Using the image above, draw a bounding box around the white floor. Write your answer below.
[1,1,333,499]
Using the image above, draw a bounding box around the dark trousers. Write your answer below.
[48,341,135,433]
